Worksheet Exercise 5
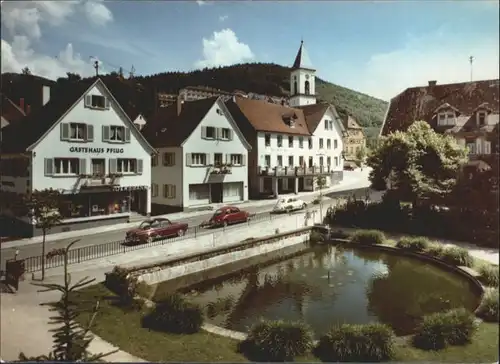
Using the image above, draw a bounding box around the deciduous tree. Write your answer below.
[24,189,63,280]
[366,121,468,205]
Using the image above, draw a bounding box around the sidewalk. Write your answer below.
[2,169,370,249]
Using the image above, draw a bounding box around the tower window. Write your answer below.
[305,81,310,95]
[293,81,298,95]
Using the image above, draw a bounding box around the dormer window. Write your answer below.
[437,112,456,126]
[477,111,487,126]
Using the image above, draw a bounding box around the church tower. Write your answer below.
[289,40,317,107]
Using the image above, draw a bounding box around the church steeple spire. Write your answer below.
[289,39,317,107]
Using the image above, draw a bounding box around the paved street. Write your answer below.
[0,184,376,270]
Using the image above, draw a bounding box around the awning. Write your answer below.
[112,186,149,191]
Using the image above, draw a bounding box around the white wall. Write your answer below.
[31,83,151,193]
[311,108,344,172]
[256,132,309,169]
[151,147,183,207]
[182,101,249,206]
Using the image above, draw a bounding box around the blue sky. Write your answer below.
[1,0,499,100]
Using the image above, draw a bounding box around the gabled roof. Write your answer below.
[225,96,311,136]
[292,40,315,70]
[380,79,500,136]
[142,97,251,150]
[343,115,363,130]
[1,93,26,125]
[298,102,346,134]
[0,78,156,154]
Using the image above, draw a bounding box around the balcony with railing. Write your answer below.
[257,165,335,177]
[80,173,122,188]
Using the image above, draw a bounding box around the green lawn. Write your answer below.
[74,284,499,362]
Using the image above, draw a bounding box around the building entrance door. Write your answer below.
[210,183,223,203]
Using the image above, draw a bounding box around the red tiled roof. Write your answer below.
[381,79,500,136]
[296,103,329,133]
[1,94,26,125]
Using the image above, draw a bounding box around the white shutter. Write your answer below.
[229,129,233,140]
[44,158,54,176]
[105,97,111,109]
[85,95,92,107]
[186,153,192,166]
[102,125,110,141]
[226,154,230,163]
[86,124,94,141]
[172,185,176,198]
[201,126,207,139]
[79,159,86,175]
[109,158,117,174]
[60,123,69,141]
[124,127,131,143]
[216,128,221,140]
[241,154,246,166]
[137,159,143,174]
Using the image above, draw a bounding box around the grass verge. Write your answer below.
[74,284,499,363]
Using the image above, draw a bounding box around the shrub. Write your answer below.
[313,198,321,205]
[309,230,324,244]
[425,243,445,258]
[440,246,474,267]
[475,288,499,322]
[412,308,477,350]
[330,229,351,239]
[314,323,395,362]
[142,293,204,334]
[395,236,430,252]
[350,230,385,245]
[241,320,314,361]
[104,266,148,308]
[478,265,499,287]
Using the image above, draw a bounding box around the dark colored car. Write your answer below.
[125,217,188,244]
[205,206,251,228]
[343,163,355,171]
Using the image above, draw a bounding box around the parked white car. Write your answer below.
[272,197,307,213]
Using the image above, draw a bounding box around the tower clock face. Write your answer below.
[305,74,310,80]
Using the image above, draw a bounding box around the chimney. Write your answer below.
[42,85,51,106]
[20,98,25,112]
[428,80,437,87]
[176,96,183,116]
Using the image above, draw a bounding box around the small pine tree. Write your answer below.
[18,240,116,362]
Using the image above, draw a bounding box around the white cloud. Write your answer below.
[195,28,254,68]
[219,15,228,22]
[196,0,211,6]
[326,28,500,100]
[0,1,113,80]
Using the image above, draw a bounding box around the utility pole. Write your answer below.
[93,60,99,77]
[129,65,135,79]
[469,55,474,82]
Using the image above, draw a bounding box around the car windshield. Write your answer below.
[139,221,152,230]
[213,209,225,216]
[276,199,286,205]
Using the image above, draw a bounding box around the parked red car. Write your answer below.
[125,218,188,244]
[205,206,251,228]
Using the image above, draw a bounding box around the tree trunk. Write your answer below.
[41,229,46,281]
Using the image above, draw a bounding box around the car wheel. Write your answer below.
[302,203,307,209]
[177,229,185,237]
[286,208,292,214]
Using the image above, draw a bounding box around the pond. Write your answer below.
[180,245,480,337]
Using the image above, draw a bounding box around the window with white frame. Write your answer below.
[189,184,209,200]
[288,136,294,147]
[288,155,294,167]
[91,159,105,175]
[230,154,243,165]
[329,120,333,130]
[220,128,231,140]
[117,159,136,173]
[308,138,313,149]
[327,139,331,149]
[214,153,224,166]
[334,139,338,149]
[324,120,329,130]
[299,137,304,148]
[152,155,158,167]
[163,184,176,199]
[162,152,175,166]
[69,123,86,140]
[319,138,324,148]
[319,156,324,166]
[484,141,491,154]
[277,135,283,147]
[90,95,106,109]
[223,182,241,197]
[54,158,79,175]
[437,112,456,126]
[277,155,283,167]
[265,155,271,167]
[477,111,487,126]
[110,126,125,141]
[327,156,331,166]
[205,126,216,139]
[191,153,207,166]
[265,133,271,147]
[334,156,339,166]
[299,156,304,167]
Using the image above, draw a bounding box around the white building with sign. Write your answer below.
[142,96,250,214]
[0,79,155,237]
